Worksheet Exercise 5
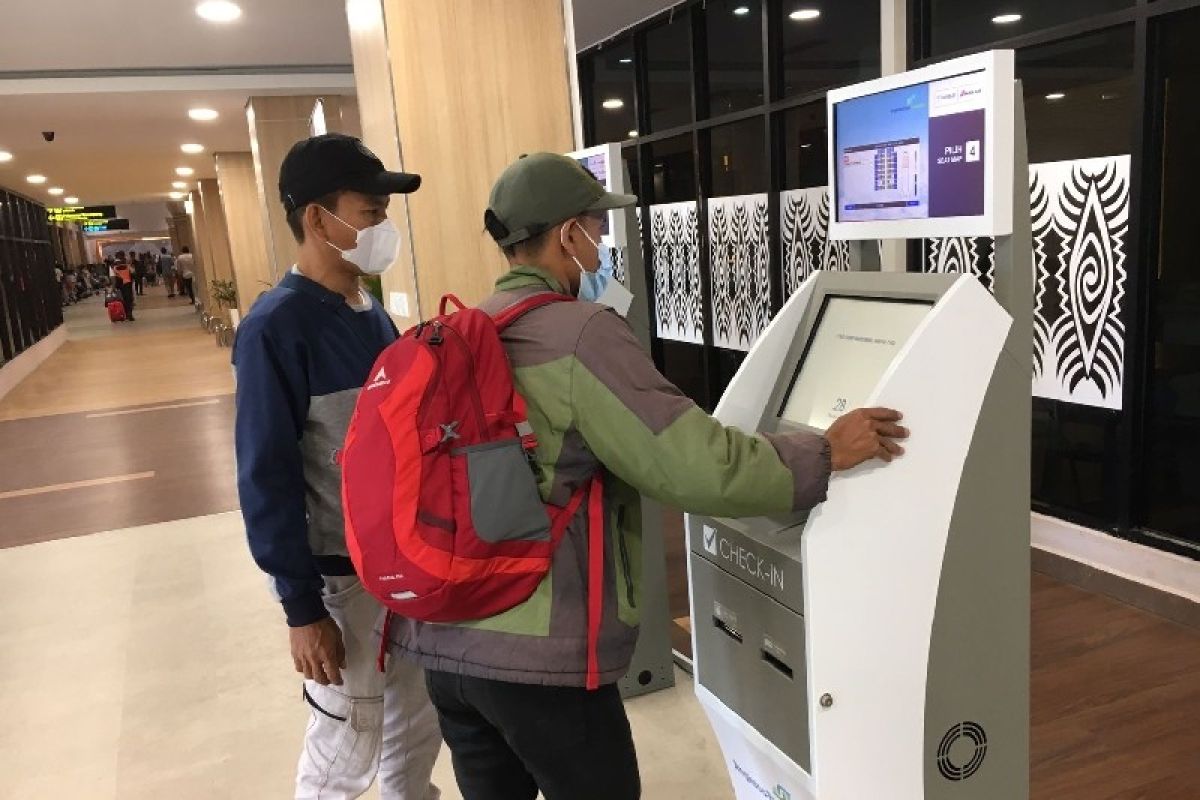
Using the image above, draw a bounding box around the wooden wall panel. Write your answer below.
[380,0,576,313]
[346,0,423,326]
[246,96,320,282]
[214,152,272,320]
[194,177,236,312]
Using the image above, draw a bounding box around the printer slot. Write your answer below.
[761,649,794,680]
[713,616,744,644]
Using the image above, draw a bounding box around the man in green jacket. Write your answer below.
[389,153,907,800]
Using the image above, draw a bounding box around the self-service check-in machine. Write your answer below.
[687,51,1031,800]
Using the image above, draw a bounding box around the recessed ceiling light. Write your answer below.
[26,174,46,184]
[628,130,639,138]
[619,57,632,64]
[169,191,186,200]
[789,9,821,21]
[801,143,813,149]
[188,107,219,122]
[1101,92,1120,101]
[733,6,751,15]
[176,167,195,176]
[172,181,189,189]
[196,1,242,23]
[64,196,79,204]
[602,98,625,110]
[181,143,205,154]
[0,151,12,162]
[991,13,1022,24]
[1045,92,1066,101]
[48,187,64,196]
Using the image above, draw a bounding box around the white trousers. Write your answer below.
[296,576,443,800]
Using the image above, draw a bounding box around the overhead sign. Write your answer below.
[47,205,118,224]
[82,218,130,232]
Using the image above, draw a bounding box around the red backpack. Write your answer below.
[341,293,607,688]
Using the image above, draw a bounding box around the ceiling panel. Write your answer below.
[0,88,354,205]
[0,0,351,72]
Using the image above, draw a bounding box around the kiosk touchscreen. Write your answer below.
[687,50,1030,800]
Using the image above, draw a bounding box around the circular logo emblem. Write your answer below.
[937,721,988,781]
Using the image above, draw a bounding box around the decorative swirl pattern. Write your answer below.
[709,194,773,351]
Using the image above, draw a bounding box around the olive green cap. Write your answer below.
[484,152,638,247]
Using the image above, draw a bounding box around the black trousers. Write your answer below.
[182,277,195,303]
[426,670,640,800]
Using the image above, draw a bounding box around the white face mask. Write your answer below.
[323,209,401,276]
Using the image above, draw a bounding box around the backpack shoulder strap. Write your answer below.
[491,292,574,333]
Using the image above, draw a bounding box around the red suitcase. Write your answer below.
[107,300,126,322]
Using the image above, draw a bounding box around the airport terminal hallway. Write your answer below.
[0,285,1196,799]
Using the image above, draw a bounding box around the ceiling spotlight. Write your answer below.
[801,143,813,149]
[789,9,821,21]
[196,1,242,23]
[0,151,12,162]
[602,98,625,110]
[26,174,46,184]
[169,191,186,200]
[181,143,205,154]
[172,181,189,189]
[176,167,195,177]
[619,57,633,64]
[733,6,751,15]
[1045,92,1066,101]
[64,196,79,204]
[48,187,64,196]
[1101,92,1120,101]
[628,130,639,138]
[991,13,1023,24]
[188,107,219,122]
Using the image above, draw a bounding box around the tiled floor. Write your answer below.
[0,512,732,800]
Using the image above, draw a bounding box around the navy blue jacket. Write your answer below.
[233,271,398,627]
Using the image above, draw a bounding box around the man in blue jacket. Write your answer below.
[233,134,441,800]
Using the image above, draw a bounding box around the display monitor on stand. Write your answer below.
[687,50,1031,800]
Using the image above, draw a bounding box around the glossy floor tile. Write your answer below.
[0,512,732,800]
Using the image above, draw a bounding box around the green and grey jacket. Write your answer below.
[388,266,831,687]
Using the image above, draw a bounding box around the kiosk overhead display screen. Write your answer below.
[828,50,1013,239]
[780,297,931,430]
[836,71,985,222]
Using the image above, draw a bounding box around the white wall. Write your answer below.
[114,202,171,233]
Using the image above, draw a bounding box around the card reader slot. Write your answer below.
[761,648,794,680]
[712,616,743,644]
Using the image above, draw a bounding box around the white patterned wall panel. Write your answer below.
[925,154,1129,410]
[780,187,852,298]
[709,194,772,352]
[649,201,704,345]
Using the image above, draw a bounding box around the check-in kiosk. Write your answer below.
[687,50,1031,800]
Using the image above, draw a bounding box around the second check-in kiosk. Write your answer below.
[687,50,1031,800]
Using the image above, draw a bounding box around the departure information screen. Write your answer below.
[779,297,931,430]
[835,69,987,223]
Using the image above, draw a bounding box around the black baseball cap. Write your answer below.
[279,133,421,214]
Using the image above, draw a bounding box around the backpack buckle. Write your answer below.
[428,321,444,345]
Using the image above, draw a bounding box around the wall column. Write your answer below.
[214,151,273,320]
[192,177,236,315]
[346,0,576,319]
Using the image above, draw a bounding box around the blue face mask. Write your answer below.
[579,247,614,302]
[563,220,634,316]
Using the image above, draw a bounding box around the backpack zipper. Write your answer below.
[442,324,487,433]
